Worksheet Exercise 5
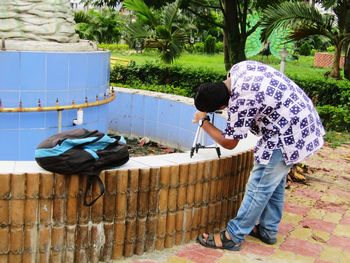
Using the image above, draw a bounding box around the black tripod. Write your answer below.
[190,111,221,158]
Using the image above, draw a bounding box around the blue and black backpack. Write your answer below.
[35,129,129,206]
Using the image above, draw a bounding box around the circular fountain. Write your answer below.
[0,2,257,262]
[0,0,112,160]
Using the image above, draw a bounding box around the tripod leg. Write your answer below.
[190,125,201,158]
[216,147,221,158]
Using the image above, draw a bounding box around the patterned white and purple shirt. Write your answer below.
[223,61,325,165]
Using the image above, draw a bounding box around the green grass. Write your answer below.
[324,131,350,148]
[111,51,330,78]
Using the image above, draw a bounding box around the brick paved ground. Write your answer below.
[116,144,350,263]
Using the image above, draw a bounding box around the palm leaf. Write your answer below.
[260,1,332,42]
[123,0,157,26]
[161,0,181,30]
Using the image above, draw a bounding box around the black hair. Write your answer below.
[194,82,230,112]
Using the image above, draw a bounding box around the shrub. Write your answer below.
[110,62,225,97]
[204,35,216,54]
[215,41,223,53]
[298,42,312,56]
[193,42,204,53]
[317,105,350,132]
[110,62,350,131]
[98,43,129,51]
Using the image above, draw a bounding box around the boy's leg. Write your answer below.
[226,149,291,244]
[257,173,289,242]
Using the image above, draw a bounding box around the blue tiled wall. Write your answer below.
[0,51,110,160]
[108,90,226,149]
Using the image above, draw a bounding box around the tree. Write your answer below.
[74,9,123,43]
[260,1,350,79]
[123,0,189,63]
[181,0,278,70]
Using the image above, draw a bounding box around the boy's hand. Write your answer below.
[192,111,208,123]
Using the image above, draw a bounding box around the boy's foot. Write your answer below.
[249,225,277,245]
[197,231,241,251]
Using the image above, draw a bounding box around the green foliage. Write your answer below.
[298,42,312,56]
[110,60,350,131]
[123,0,189,64]
[317,105,350,132]
[193,42,204,53]
[204,35,217,54]
[324,131,350,148]
[110,62,225,97]
[74,9,123,43]
[98,43,129,51]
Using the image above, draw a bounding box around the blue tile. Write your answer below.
[109,92,132,117]
[82,107,99,124]
[131,116,145,137]
[115,114,132,135]
[167,125,180,146]
[47,53,69,90]
[179,104,196,130]
[69,53,88,90]
[46,91,68,106]
[20,91,46,107]
[144,120,157,138]
[19,129,47,160]
[20,52,46,90]
[0,91,20,108]
[20,112,45,129]
[158,99,181,126]
[0,130,19,160]
[68,90,86,104]
[156,122,169,141]
[144,96,159,122]
[45,111,60,129]
[87,53,102,89]
[0,113,19,129]
[0,52,20,89]
[131,94,145,118]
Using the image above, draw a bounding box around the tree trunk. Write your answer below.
[223,32,230,71]
[330,44,341,79]
[223,0,247,70]
[344,43,350,80]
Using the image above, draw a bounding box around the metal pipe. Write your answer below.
[57,110,62,133]
[0,93,115,113]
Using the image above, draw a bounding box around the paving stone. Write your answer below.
[318,246,343,262]
[240,240,275,257]
[278,223,295,236]
[333,224,350,238]
[218,254,261,263]
[268,249,314,263]
[284,203,310,216]
[166,256,191,263]
[175,243,223,263]
[292,187,323,200]
[307,208,327,220]
[327,235,350,250]
[289,226,313,241]
[280,238,323,258]
[281,212,303,225]
[322,212,343,224]
[339,215,350,225]
[301,218,336,233]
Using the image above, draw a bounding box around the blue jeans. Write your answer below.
[226,149,292,243]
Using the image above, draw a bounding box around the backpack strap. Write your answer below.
[84,174,105,206]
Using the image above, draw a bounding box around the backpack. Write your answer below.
[35,129,129,206]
